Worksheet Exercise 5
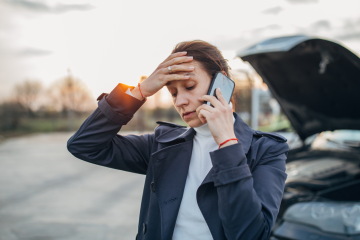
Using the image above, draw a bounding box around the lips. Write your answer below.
[183,111,196,119]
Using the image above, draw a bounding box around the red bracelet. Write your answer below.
[219,138,238,149]
[138,83,146,100]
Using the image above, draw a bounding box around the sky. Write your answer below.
[0,0,359,101]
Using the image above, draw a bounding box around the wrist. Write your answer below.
[218,134,238,149]
[217,134,236,145]
[131,85,146,101]
[219,140,238,149]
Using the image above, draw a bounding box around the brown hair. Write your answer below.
[171,40,235,111]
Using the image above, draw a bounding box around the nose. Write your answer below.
[174,92,189,108]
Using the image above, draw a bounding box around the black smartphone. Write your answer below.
[205,72,235,107]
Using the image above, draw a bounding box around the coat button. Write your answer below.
[143,223,147,234]
[150,182,155,193]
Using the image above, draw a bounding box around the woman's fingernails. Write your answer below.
[181,51,187,54]
[187,56,193,60]
[189,66,194,70]
[218,87,221,92]
[184,75,190,79]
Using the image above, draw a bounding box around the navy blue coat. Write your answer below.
[67,83,289,240]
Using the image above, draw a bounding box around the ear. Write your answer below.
[221,71,227,76]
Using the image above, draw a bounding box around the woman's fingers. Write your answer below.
[196,105,212,124]
[196,104,215,117]
[161,51,187,64]
[215,88,229,106]
[199,94,223,109]
[162,55,193,68]
[200,88,230,108]
[164,73,191,81]
[197,109,211,124]
[159,64,194,75]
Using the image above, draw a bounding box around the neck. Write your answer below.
[194,122,212,137]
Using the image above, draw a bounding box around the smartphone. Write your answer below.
[205,72,235,107]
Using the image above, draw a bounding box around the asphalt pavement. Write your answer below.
[0,132,146,240]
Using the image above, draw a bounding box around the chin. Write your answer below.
[184,117,204,128]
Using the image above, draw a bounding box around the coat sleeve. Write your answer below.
[67,83,154,175]
[210,139,288,240]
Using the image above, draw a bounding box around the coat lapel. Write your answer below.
[151,127,196,240]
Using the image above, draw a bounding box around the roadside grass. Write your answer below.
[0,117,88,139]
[16,117,88,132]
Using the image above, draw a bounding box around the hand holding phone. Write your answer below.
[196,72,237,146]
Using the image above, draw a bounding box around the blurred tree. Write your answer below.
[49,70,95,131]
[49,70,95,114]
[14,80,43,117]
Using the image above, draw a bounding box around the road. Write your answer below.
[0,132,146,240]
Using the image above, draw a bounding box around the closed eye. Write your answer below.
[171,86,194,98]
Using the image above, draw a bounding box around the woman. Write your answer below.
[67,40,288,240]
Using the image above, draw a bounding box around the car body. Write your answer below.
[237,35,360,240]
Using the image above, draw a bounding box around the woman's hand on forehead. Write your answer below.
[132,52,196,99]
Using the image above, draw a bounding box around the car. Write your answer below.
[237,35,360,240]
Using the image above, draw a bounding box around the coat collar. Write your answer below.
[155,127,196,143]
